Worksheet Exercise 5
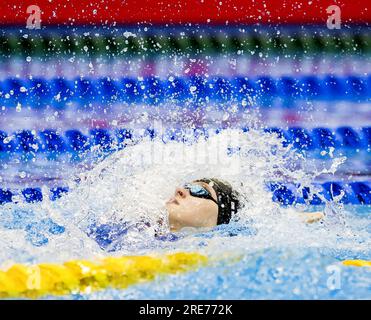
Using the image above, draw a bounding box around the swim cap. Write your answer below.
[196,178,241,225]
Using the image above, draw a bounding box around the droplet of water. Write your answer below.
[190,86,197,93]
[3,136,14,144]
[16,102,22,112]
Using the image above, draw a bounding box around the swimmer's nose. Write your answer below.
[175,187,188,198]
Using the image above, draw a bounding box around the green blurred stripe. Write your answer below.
[0,32,369,57]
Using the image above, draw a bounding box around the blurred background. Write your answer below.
[0,0,370,205]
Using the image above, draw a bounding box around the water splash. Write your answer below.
[0,128,368,267]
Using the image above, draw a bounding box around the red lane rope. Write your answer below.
[1,0,370,26]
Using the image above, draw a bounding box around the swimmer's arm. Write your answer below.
[298,211,324,224]
[285,207,324,223]
[284,208,325,224]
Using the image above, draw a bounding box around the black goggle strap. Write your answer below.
[216,190,239,225]
[195,179,239,225]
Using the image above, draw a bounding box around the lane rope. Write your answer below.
[342,260,371,267]
[0,30,369,57]
[0,252,208,298]
[1,253,369,298]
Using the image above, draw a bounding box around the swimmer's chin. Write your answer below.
[179,226,214,235]
[169,224,213,233]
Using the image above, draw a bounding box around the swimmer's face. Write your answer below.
[166,181,218,231]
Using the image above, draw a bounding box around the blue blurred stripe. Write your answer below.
[0,181,370,205]
[0,127,369,156]
[0,75,370,108]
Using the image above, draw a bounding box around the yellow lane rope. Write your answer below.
[0,252,208,299]
[342,260,371,267]
[1,253,368,299]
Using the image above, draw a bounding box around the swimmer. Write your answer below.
[88,177,324,251]
[166,178,241,231]
[166,178,324,231]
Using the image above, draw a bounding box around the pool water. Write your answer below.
[0,25,370,300]
[0,130,369,299]
[90,246,371,300]
[81,205,370,300]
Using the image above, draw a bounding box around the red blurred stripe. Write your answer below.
[1,0,370,26]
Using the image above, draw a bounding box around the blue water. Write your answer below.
[0,25,370,300]
[83,206,371,299]
[1,195,370,299]
[88,247,371,300]
[0,128,369,300]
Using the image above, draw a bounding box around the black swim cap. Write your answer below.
[196,178,241,225]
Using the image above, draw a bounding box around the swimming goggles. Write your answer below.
[183,183,218,204]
